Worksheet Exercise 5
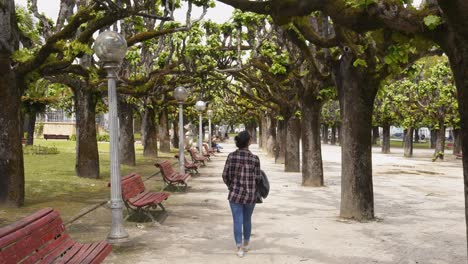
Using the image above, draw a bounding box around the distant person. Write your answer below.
[225,132,229,139]
[222,131,261,257]
[211,136,222,152]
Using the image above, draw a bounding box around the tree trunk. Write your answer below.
[403,128,414,157]
[333,53,376,220]
[261,114,269,150]
[454,129,462,155]
[301,101,324,186]
[118,95,135,166]
[246,122,257,144]
[337,125,342,145]
[26,112,36,146]
[258,117,263,149]
[430,129,436,149]
[142,103,158,157]
[372,126,379,145]
[381,124,391,154]
[74,86,99,178]
[322,124,329,144]
[275,119,286,164]
[436,10,468,257]
[251,122,257,144]
[266,114,277,157]
[414,128,420,143]
[0,0,24,206]
[158,108,171,153]
[285,115,300,172]
[434,121,445,160]
[172,120,179,149]
[330,126,337,145]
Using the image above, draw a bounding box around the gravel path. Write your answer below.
[102,143,466,264]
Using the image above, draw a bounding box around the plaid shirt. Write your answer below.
[222,149,261,204]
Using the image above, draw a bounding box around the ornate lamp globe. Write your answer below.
[93,31,127,64]
[195,101,206,112]
[207,109,213,117]
[174,86,188,103]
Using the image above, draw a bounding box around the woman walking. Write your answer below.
[222,131,261,257]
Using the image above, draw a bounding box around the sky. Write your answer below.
[15,0,424,27]
[15,0,235,24]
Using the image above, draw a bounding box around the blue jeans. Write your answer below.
[229,202,256,246]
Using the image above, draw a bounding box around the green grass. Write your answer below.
[388,139,431,149]
[0,139,177,226]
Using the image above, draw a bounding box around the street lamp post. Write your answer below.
[195,101,206,154]
[207,109,213,152]
[174,86,188,174]
[94,31,129,244]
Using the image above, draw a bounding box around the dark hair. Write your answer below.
[235,131,251,149]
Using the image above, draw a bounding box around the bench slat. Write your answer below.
[118,173,171,220]
[35,235,75,264]
[76,241,112,264]
[0,209,111,264]
[156,160,191,185]
[65,243,93,263]
[54,242,84,264]
[121,174,146,201]
[0,208,54,238]
[0,211,65,262]
[129,192,170,207]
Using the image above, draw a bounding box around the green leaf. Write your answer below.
[423,15,442,30]
[353,58,368,68]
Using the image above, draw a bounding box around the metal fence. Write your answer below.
[37,110,75,123]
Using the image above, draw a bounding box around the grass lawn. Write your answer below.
[0,139,177,226]
[389,139,431,149]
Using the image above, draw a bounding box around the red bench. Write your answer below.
[203,143,216,156]
[0,208,111,263]
[155,160,191,190]
[174,154,200,175]
[120,173,171,222]
[44,134,70,140]
[187,148,208,166]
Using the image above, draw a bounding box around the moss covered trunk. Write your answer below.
[285,116,300,172]
[403,128,414,158]
[118,95,135,166]
[74,85,99,178]
[266,114,277,158]
[381,124,391,154]
[301,101,324,186]
[0,0,23,206]
[275,119,286,164]
[158,108,171,153]
[142,102,158,157]
[333,51,377,220]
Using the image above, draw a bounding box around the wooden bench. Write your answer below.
[116,173,171,222]
[203,143,216,156]
[187,148,208,166]
[155,160,191,190]
[0,208,111,264]
[174,154,200,175]
[44,134,70,140]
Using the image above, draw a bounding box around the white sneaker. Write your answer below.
[236,247,245,257]
[243,243,250,252]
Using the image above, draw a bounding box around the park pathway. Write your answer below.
[102,143,466,264]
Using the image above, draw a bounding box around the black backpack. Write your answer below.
[256,170,270,203]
